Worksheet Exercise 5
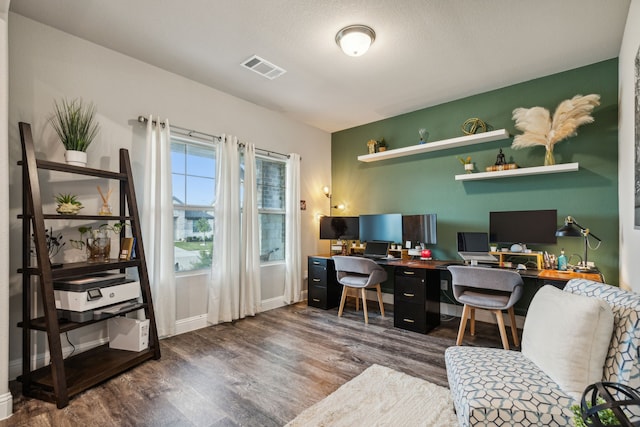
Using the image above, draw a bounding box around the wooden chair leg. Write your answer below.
[338,286,348,317]
[494,309,510,350]
[508,307,519,347]
[375,284,385,317]
[470,307,476,336]
[361,288,369,324]
[457,304,471,345]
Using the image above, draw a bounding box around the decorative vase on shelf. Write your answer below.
[544,147,555,166]
[64,150,87,167]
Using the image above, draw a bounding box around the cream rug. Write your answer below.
[286,364,458,426]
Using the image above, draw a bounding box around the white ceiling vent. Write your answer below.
[241,55,286,80]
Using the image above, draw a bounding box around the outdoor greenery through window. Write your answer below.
[171,137,215,272]
[171,136,287,272]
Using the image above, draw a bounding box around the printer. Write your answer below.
[53,272,141,322]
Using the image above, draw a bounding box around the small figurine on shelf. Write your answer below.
[367,139,377,154]
[418,128,429,144]
[495,148,506,166]
[97,185,112,216]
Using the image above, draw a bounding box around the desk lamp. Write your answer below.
[555,216,601,273]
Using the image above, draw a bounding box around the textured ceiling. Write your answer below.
[9,0,631,133]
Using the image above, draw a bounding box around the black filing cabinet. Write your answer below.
[394,267,440,333]
[308,256,341,309]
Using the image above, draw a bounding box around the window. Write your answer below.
[171,137,216,272]
[256,156,286,263]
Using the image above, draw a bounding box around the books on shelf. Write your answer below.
[120,237,134,260]
[485,163,518,172]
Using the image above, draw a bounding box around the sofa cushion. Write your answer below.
[522,285,614,400]
[563,279,640,390]
[445,346,574,427]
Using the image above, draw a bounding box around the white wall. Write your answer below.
[618,0,640,293]
[0,0,11,421]
[7,13,330,378]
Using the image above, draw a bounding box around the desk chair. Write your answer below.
[332,256,387,324]
[447,266,523,350]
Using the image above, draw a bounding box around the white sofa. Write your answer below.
[445,279,640,426]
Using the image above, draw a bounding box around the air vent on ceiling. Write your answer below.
[241,55,286,80]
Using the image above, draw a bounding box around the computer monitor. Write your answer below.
[489,209,557,245]
[402,214,437,245]
[457,232,497,263]
[359,213,402,243]
[319,216,359,240]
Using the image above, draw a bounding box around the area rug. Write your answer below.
[285,364,458,426]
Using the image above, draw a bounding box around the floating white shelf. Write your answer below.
[454,162,579,181]
[357,128,510,163]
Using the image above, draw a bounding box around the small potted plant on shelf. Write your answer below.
[55,193,83,215]
[50,98,100,167]
[70,223,126,262]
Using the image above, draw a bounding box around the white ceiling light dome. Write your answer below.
[335,25,376,57]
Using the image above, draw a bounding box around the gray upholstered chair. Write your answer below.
[332,256,387,324]
[447,266,523,350]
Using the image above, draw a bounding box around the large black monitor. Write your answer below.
[402,214,437,245]
[359,213,402,243]
[319,216,359,240]
[489,209,557,245]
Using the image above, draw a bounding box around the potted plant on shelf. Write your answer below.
[55,193,83,215]
[50,98,100,167]
[70,223,126,262]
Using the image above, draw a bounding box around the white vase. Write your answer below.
[65,150,87,167]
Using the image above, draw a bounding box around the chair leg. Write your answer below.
[457,304,471,345]
[470,307,476,336]
[361,288,369,324]
[338,286,348,317]
[494,309,510,350]
[508,307,519,347]
[375,284,385,317]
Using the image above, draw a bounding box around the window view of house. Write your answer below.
[256,157,286,262]
[171,137,216,272]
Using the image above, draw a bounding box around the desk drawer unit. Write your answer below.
[394,267,440,334]
[307,257,341,309]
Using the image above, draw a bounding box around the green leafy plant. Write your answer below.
[571,398,619,427]
[457,156,472,165]
[55,193,83,214]
[50,98,100,152]
[69,222,125,250]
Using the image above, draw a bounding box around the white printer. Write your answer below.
[53,272,141,322]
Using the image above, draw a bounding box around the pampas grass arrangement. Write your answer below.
[511,94,600,165]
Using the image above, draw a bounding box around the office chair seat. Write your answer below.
[447,265,523,350]
[332,255,387,324]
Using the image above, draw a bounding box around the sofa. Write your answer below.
[445,279,640,426]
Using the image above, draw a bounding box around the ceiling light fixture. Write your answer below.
[335,25,376,57]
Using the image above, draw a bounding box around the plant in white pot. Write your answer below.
[50,98,100,167]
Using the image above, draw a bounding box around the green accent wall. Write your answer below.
[331,59,619,285]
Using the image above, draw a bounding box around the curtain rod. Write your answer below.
[137,116,291,159]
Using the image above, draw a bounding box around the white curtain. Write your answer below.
[240,143,261,317]
[140,116,176,337]
[284,153,302,304]
[207,135,241,324]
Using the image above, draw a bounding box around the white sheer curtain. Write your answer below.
[284,153,302,304]
[240,143,261,317]
[207,135,241,324]
[140,116,176,337]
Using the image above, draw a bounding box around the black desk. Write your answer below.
[308,255,603,334]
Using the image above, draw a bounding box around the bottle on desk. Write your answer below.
[558,249,567,271]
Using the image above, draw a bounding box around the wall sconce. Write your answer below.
[335,25,376,57]
[555,216,602,273]
[322,186,344,214]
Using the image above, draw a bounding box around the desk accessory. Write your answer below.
[556,216,601,273]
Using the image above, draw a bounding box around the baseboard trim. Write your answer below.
[0,391,12,421]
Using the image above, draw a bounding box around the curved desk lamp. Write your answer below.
[555,216,601,273]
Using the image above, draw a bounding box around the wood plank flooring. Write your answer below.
[2,301,506,427]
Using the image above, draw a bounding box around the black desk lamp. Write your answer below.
[555,216,601,273]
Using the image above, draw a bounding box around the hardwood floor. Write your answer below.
[2,301,506,427]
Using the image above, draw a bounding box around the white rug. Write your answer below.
[286,364,458,427]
